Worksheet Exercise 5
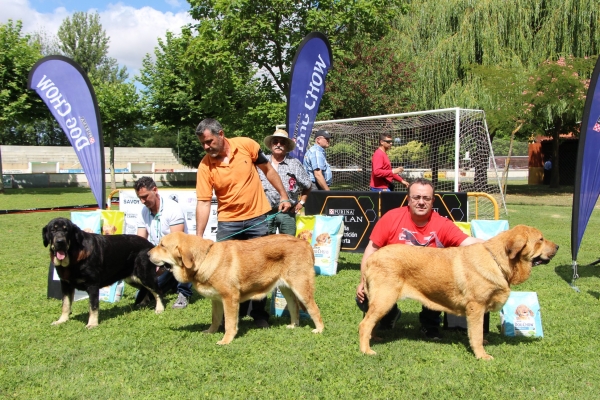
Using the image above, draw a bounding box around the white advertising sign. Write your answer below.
[118,190,218,241]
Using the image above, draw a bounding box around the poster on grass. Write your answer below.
[287,32,333,162]
[28,55,106,209]
[571,55,600,263]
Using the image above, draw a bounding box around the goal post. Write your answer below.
[278,107,507,220]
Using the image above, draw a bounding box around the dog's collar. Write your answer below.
[483,244,509,281]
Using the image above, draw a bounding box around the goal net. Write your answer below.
[280,108,507,220]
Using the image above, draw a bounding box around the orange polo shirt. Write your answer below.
[196,137,271,222]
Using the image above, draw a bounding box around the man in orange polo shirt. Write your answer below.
[195,118,292,328]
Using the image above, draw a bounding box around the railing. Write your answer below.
[467,192,499,220]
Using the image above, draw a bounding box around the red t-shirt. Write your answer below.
[370,148,404,189]
[370,206,467,248]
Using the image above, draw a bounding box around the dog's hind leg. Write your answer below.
[52,284,74,325]
[218,296,240,345]
[289,284,324,334]
[278,286,300,329]
[86,285,100,329]
[359,288,399,355]
[465,302,492,360]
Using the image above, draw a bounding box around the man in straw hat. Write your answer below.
[259,129,312,236]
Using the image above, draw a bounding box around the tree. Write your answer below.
[57,11,126,82]
[323,36,416,119]
[55,11,135,187]
[0,20,43,193]
[392,0,600,114]
[93,78,143,189]
[523,56,595,188]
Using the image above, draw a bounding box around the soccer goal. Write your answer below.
[279,108,507,220]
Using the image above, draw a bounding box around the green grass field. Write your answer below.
[0,186,599,398]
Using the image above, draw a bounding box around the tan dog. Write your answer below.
[358,225,558,360]
[148,232,324,344]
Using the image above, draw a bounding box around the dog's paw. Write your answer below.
[286,323,298,329]
[85,323,98,329]
[216,338,232,345]
[477,353,494,360]
[362,349,377,355]
[51,318,68,326]
[155,307,164,314]
[311,327,323,334]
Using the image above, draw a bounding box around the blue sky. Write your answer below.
[3,0,195,76]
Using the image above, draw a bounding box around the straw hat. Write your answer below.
[264,129,296,152]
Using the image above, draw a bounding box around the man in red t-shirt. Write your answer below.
[369,133,409,191]
[356,178,483,339]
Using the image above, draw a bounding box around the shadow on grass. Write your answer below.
[554,262,600,283]
[367,312,542,356]
[2,187,94,196]
[505,184,574,196]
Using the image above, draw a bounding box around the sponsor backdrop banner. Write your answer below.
[305,191,378,252]
[572,55,600,264]
[118,190,218,241]
[287,32,333,161]
[28,56,105,208]
[380,192,469,222]
[306,191,468,252]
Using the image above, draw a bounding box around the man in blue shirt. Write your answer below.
[303,130,332,190]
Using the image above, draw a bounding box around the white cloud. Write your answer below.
[2,0,194,76]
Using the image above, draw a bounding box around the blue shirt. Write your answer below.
[303,143,332,186]
[259,154,312,208]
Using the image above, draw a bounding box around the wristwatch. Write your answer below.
[299,200,305,206]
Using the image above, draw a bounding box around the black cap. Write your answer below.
[315,130,331,139]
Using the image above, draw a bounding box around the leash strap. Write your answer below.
[216,211,282,242]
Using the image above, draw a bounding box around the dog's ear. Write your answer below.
[506,233,527,259]
[72,223,85,245]
[42,225,50,247]
[179,244,194,269]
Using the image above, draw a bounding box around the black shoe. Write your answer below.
[254,319,270,329]
[420,326,442,341]
[378,308,401,330]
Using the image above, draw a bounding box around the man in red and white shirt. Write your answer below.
[356,178,483,339]
[369,133,409,191]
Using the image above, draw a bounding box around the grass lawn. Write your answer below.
[0,185,599,398]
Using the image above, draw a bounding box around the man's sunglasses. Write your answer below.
[382,140,393,144]
[272,139,287,145]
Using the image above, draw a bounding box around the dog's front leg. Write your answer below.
[204,299,224,334]
[465,302,492,360]
[217,297,240,345]
[52,282,74,325]
[86,286,100,329]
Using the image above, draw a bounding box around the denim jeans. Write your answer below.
[216,214,270,321]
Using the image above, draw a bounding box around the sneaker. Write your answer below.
[172,293,188,309]
[254,319,270,329]
[378,308,401,330]
[420,326,442,341]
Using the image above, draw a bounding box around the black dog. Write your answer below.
[43,217,164,328]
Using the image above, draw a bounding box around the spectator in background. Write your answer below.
[259,129,312,236]
[370,133,409,191]
[134,176,193,309]
[303,130,332,190]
